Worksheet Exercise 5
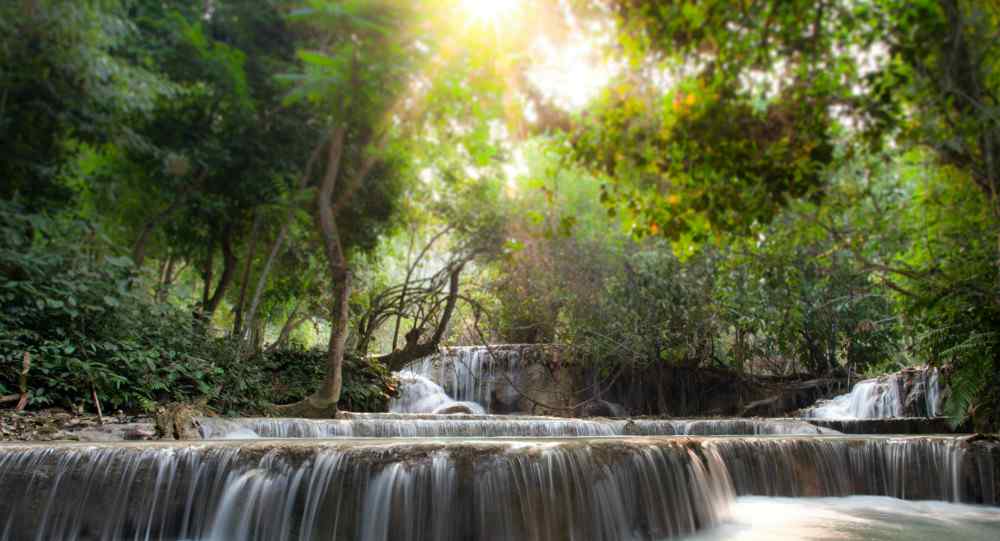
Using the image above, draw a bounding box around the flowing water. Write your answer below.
[2,351,995,540]
[1,436,997,540]
[196,415,838,439]
[804,367,943,419]
[681,496,1000,541]
[404,346,529,412]
[388,370,485,415]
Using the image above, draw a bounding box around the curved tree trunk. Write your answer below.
[379,262,465,372]
[277,120,384,417]
[233,210,263,336]
[131,175,203,268]
[203,224,238,319]
[277,127,348,418]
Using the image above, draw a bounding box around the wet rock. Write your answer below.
[433,403,479,414]
[1,409,155,442]
[155,403,205,440]
[575,399,627,418]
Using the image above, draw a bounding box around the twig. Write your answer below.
[91,384,104,424]
[15,352,30,411]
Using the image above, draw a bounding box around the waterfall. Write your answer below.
[628,419,838,436]
[388,370,485,415]
[196,416,840,439]
[928,369,942,416]
[1,436,996,540]
[403,346,529,412]
[198,416,619,438]
[804,367,943,419]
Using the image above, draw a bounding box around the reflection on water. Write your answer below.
[683,496,1000,541]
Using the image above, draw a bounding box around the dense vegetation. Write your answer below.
[1,0,998,430]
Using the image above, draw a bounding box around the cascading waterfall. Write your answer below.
[804,367,943,419]
[403,346,526,412]
[388,370,485,415]
[196,416,838,439]
[928,368,942,416]
[1,436,997,541]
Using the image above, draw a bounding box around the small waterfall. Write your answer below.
[196,416,839,439]
[804,367,943,419]
[198,416,619,438]
[709,437,981,501]
[405,346,529,412]
[0,439,732,541]
[628,419,838,436]
[389,370,485,415]
[928,369,942,416]
[1,436,996,540]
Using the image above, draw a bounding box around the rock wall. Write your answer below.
[403,345,577,415]
[803,366,943,419]
[402,345,846,417]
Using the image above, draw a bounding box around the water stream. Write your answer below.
[2,352,995,540]
[681,496,1000,541]
[1,436,996,540]
[804,367,943,419]
[197,415,838,439]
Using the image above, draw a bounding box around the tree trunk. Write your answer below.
[318,270,351,401]
[379,262,465,371]
[244,224,288,339]
[200,247,215,309]
[266,302,306,353]
[233,210,263,336]
[131,176,202,267]
[156,255,173,302]
[277,127,349,417]
[391,231,416,350]
[203,224,238,319]
[277,122,384,417]
[391,226,452,351]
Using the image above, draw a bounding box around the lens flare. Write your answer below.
[461,0,520,22]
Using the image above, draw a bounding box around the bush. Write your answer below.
[0,201,396,415]
[0,201,222,411]
[212,346,396,415]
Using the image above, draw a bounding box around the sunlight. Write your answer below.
[461,0,521,23]
[528,37,616,110]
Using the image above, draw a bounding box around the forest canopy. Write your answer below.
[1,0,998,430]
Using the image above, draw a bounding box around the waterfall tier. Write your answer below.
[196,416,839,439]
[804,367,943,419]
[388,371,486,415]
[401,345,576,414]
[1,436,997,540]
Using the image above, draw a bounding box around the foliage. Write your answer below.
[565,244,721,375]
[0,201,219,411]
[214,346,396,414]
[891,161,1000,429]
[0,201,395,414]
[568,0,879,240]
[0,0,177,209]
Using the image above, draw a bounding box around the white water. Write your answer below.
[3,436,997,540]
[196,416,838,439]
[388,370,485,415]
[682,496,1000,541]
[405,346,527,412]
[805,368,943,419]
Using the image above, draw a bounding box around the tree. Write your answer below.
[274,1,417,416]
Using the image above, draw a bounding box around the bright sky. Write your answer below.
[453,0,615,190]
[459,0,616,111]
[460,0,521,22]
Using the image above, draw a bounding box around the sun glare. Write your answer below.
[528,37,617,110]
[461,0,521,22]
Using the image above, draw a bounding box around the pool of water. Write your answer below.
[684,496,1000,540]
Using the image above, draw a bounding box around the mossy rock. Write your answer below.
[154,403,205,440]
